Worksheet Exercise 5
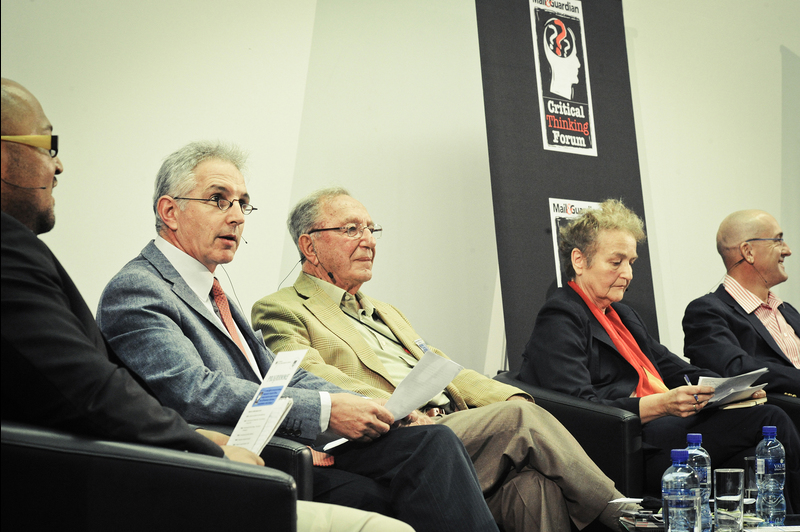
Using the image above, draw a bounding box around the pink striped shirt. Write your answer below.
[724,275,800,368]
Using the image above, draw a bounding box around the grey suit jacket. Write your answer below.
[96,240,347,443]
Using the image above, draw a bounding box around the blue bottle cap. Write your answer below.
[687,433,702,445]
[763,426,777,438]
[671,449,689,462]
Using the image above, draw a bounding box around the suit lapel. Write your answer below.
[140,241,267,379]
[716,286,788,362]
[370,303,467,400]
[228,297,272,377]
[295,275,396,385]
[780,303,800,336]
[372,303,424,360]
[141,242,228,334]
[564,289,658,382]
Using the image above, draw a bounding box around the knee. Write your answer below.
[505,400,560,429]
[397,423,463,448]
[422,423,463,445]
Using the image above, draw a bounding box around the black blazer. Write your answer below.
[0,212,221,456]
[519,287,717,416]
[683,285,800,395]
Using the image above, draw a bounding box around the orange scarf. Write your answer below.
[568,281,668,397]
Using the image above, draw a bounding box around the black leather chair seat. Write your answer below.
[1,421,298,531]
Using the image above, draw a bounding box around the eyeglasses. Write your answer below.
[744,238,785,244]
[308,223,382,239]
[1,135,59,157]
[172,196,257,215]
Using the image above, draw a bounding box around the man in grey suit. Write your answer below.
[96,140,499,532]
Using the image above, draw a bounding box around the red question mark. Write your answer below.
[553,19,567,57]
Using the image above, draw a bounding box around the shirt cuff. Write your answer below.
[319,391,332,431]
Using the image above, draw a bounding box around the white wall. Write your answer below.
[1,0,319,332]
[2,0,798,373]
[285,0,497,373]
[624,0,800,354]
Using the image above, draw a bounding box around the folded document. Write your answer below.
[227,349,307,454]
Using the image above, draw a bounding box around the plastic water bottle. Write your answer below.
[686,434,711,532]
[662,449,700,532]
[756,425,786,525]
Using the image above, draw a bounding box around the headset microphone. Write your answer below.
[318,258,336,283]
[311,244,336,283]
[1,177,47,190]
[241,235,248,244]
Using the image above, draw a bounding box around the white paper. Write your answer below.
[227,349,307,453]
[384,350,463,419]
[323,350,463,452]
[696,367,768,406]
[228,397,293,453]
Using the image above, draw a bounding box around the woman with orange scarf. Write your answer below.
[519,199,799,507]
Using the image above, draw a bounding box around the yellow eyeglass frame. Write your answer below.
[1,135,59,157]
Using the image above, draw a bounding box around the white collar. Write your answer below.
[155,236,216,301]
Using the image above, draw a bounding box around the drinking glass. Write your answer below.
[743,457,757,517]
[663,493,700,532]
[715,468,744,532]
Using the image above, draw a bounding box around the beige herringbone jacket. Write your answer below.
[252,273,527,410]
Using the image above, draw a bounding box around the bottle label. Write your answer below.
[758,458,786,475]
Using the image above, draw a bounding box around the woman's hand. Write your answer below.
[639,385,715,424]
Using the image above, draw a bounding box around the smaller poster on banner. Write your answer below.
[550,198,600,287]
[530,0,597,156]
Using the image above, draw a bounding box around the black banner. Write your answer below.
[476,0,659,371]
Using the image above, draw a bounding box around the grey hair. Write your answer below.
[288,186,351,262]
[558,198,646,280]
[153,141,248,233]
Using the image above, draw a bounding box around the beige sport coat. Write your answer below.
[251,273,528,410]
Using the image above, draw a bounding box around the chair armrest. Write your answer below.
[198,423,314,501]
[766,393,800,428]
[1,421,297,531]
[261,436,314,501]
[495,371,645,496]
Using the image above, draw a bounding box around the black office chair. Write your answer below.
[1,421,298,531]
[766,393,800,428]
[494,370,646,496]
[200,423,314,501]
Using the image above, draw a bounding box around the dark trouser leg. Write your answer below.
[333,424,499,532]
[312,466,394,515]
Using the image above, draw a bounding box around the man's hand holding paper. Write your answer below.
[382,350,463,419]
[324,351,462,450]
[329,394,394,442]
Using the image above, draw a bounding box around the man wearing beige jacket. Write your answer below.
[253,187,635,532]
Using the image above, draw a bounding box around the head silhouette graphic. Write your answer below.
[543,18,581,99]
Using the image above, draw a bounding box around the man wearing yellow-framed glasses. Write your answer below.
[1,78,63,235]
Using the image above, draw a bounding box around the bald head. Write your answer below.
[1,78,44,135]
[716,210,778,269]
[1,78,63,234]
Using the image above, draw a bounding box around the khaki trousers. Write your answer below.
[437,401,616,532]
[297,501,414,532]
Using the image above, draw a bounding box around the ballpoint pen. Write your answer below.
[684,374,699,402]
